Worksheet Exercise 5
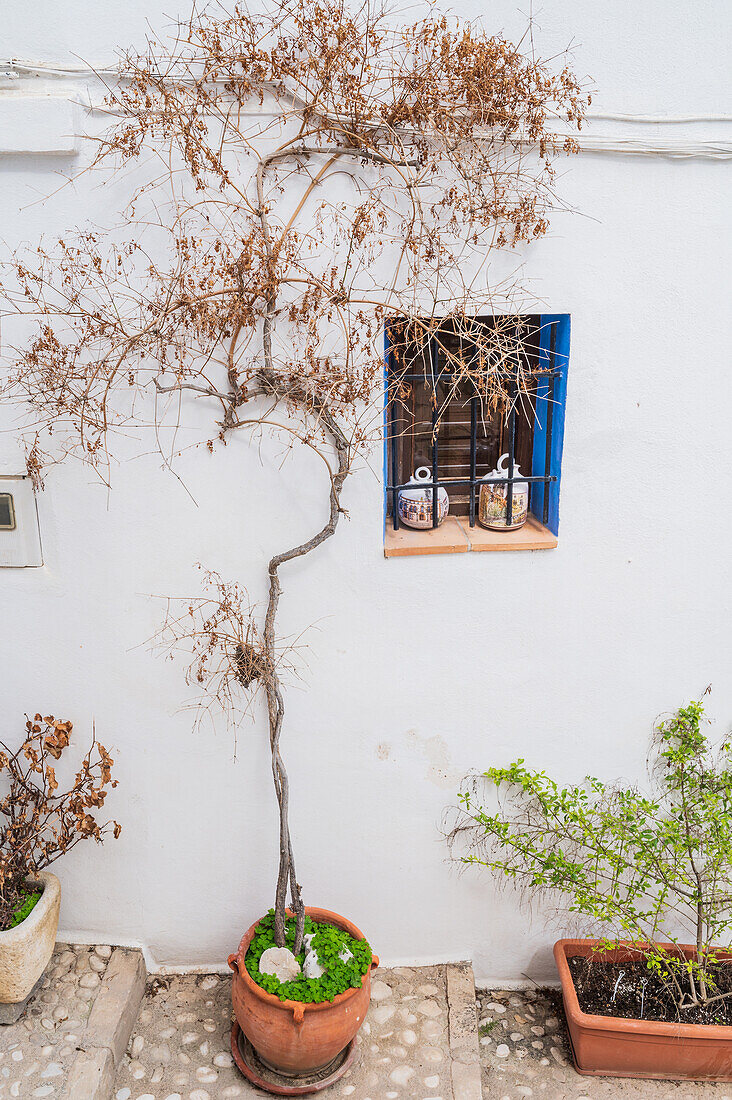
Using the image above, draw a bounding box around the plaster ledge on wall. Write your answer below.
[58,928,479,976]
[473,975,561,990]
[1,72,732,158]
[0,95,76,154]
[57,930,231,976]
[554,131,732,160]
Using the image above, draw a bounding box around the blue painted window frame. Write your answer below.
[383,313,571,539]
[530,314,570,536]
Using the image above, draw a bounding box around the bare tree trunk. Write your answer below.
[254,154,350,952]
[258,362,350,951]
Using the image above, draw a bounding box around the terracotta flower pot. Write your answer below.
[229,907,378,1076]
[0,872,60,1004]
[555,938,732,1080]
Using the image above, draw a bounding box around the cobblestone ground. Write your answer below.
[114,964,455,1100]
[477,987,732,1100]
[0,942,112,1100]
[354,965,453,1099]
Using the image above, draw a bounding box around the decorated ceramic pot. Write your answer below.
[398,467,449,529]
[479,452,529,530]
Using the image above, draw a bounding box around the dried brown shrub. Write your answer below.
[0,716,120,929]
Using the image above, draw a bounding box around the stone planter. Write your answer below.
[0,872,60,1007]
[555,938,732,1080]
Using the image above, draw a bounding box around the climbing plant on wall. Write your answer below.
[1,0,588,949]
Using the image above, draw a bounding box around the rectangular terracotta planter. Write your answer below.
[554,938,732,1080]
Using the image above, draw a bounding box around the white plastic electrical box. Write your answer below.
[0,477,43,567]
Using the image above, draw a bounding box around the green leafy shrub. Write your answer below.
[246,910,372,1003]
[453,700,732,1014]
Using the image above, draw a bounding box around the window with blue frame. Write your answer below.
[384,314,570,551]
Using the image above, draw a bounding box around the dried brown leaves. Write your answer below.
[0,716,120,929]
[1,0,588,476]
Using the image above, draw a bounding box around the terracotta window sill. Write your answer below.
[383,514,558,558]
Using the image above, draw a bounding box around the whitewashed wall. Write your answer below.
[1,0,731,982]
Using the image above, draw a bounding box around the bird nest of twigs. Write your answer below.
[235,642,269,688]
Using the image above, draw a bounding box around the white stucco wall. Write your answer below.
[1,0,731,983]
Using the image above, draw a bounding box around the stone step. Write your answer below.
[61,948,146,1100]
[447,963,483,1100]
[0,943,146,1100]
[0,941,147,1100]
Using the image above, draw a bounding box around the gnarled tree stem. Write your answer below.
[254,151,350,953]
[261,396,349,952]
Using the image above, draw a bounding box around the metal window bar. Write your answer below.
[389,334,400,529]
[387,322,559,531]
[469,383,478,527]
[431,339,439,528]
[506,323,519,527]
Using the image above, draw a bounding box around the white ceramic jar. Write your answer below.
[478,452,529,530]
[398,467,449,529]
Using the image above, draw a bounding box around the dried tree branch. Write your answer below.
[0,0,588,945]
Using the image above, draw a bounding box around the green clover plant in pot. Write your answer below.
[453,699,732,1080]
[0,716,120,1021]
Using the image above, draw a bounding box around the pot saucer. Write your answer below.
[230,1021,356,1095]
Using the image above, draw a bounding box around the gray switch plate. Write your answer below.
[0,477,43,567]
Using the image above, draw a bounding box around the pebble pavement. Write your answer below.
[15,950,731,1099]
[0,942,113,1099]
[113,964,457,1099]
[477,986,732,1100]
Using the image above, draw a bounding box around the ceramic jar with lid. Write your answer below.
[398,466,449,529]
[478,452,529,530]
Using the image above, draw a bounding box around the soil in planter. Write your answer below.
[569,954,732,1026]
[246,910,372,1004]
[1,887,42,932]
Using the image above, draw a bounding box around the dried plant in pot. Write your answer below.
[0,0,588,1082]
[0,716,120,1016]
[451,698,732,1080]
